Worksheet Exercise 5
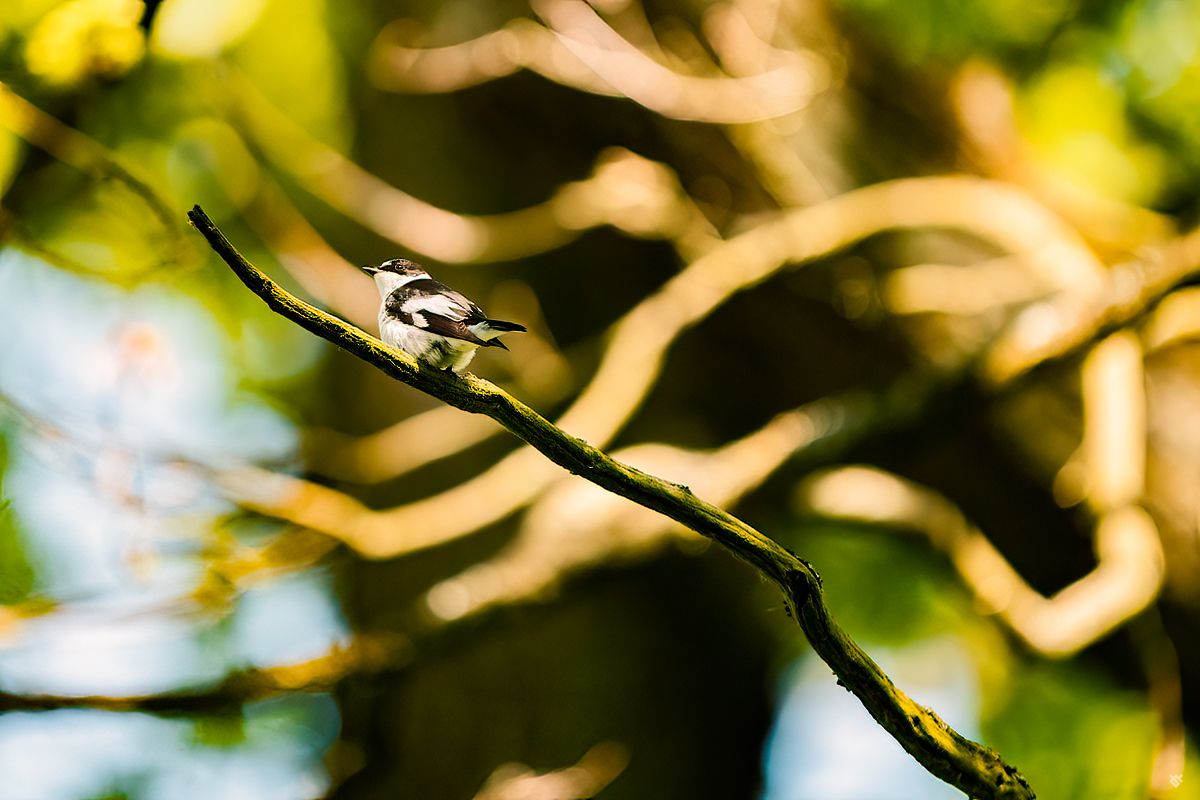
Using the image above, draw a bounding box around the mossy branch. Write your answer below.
[188,205,1034,800]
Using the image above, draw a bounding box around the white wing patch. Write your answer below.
[468,321,503,340]
[379,315,480,371]
[401,293,468,320]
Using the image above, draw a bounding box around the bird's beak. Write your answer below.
[360,265,380,275]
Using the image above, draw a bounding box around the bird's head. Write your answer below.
[361,258,427,277]
[361,258,430,295]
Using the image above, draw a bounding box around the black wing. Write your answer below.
[403,278,488,324]
[385,285,493,346]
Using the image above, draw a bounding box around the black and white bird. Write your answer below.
[361,258,526,373]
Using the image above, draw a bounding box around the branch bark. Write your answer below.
[188,205,1034,800]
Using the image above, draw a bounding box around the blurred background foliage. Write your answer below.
[0,0,1199,798]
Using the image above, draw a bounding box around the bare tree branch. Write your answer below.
[227,175,1105,558]
[188,206,1033,800]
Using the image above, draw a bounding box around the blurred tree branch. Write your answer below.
[0,635,401,713]
[800,465,1165,658]
[420,391,881,626]
[187,206,1033,800]
[803,330,1166,657]
[369,1,842,207]
[234,74,719,264]
[0,82,183,251]
[981,226,1200,385]
[227,175,1103,558]
[366,0,826,124]
[471,742,629,800]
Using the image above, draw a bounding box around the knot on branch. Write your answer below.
[995,766,1035,799]
[782,559,822,615]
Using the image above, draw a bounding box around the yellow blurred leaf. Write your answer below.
[1019,63,1167,204]
[151,0,266,58]
[24,0,145,86]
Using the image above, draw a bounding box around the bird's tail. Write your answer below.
[484,319,526,333]
[480,318,525,349]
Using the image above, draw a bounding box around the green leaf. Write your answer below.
[983,661,1157,800]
